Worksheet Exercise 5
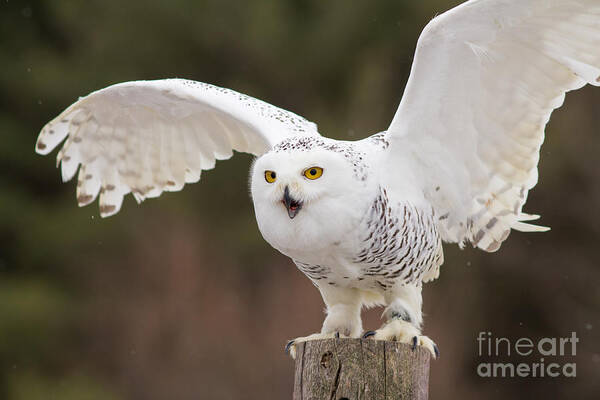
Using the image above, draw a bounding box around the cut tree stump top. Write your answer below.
[293,338,430,400]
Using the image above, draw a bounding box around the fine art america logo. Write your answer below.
[476,332,578,378]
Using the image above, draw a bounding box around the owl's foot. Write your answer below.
[362,319,439,359]
[284,331,347,359]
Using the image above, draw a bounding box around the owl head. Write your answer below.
[250,145,372,258]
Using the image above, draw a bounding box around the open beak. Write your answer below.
[282,186,303,219]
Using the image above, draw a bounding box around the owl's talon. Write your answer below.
[363,319,438,359]
[362,330,376,339]
[284,340,295,355]
[284,331,351,359]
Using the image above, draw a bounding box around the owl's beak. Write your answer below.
[282,186,303,219]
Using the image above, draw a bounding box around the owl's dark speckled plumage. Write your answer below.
[354,187,443,288]
[273,136,370,181]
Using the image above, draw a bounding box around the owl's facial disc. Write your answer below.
[282,185,303,219]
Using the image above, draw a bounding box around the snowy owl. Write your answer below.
[35,0,600,359]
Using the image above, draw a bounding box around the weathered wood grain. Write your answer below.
[293,338,430,400]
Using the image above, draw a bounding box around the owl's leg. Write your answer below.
[319,285,363,336]
[363,283,439,359]
[285,285,362,359]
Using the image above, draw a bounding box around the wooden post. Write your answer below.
[293,338,430,400]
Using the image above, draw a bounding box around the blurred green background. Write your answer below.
[1,0,599,399]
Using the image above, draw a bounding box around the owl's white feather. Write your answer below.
[386,0,600,251]
[35,79,320,216]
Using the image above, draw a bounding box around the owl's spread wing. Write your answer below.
[385,0,600,252]
[36,79,320,217]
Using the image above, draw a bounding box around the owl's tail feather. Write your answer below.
[512,212,550,232]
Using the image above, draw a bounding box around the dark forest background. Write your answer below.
[1,0,599,399]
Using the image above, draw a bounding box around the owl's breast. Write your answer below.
[352,186,444,289]
[292,185,445,291]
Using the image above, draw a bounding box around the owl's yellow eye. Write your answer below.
[265,170,277,183]
[303,166,323,180]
